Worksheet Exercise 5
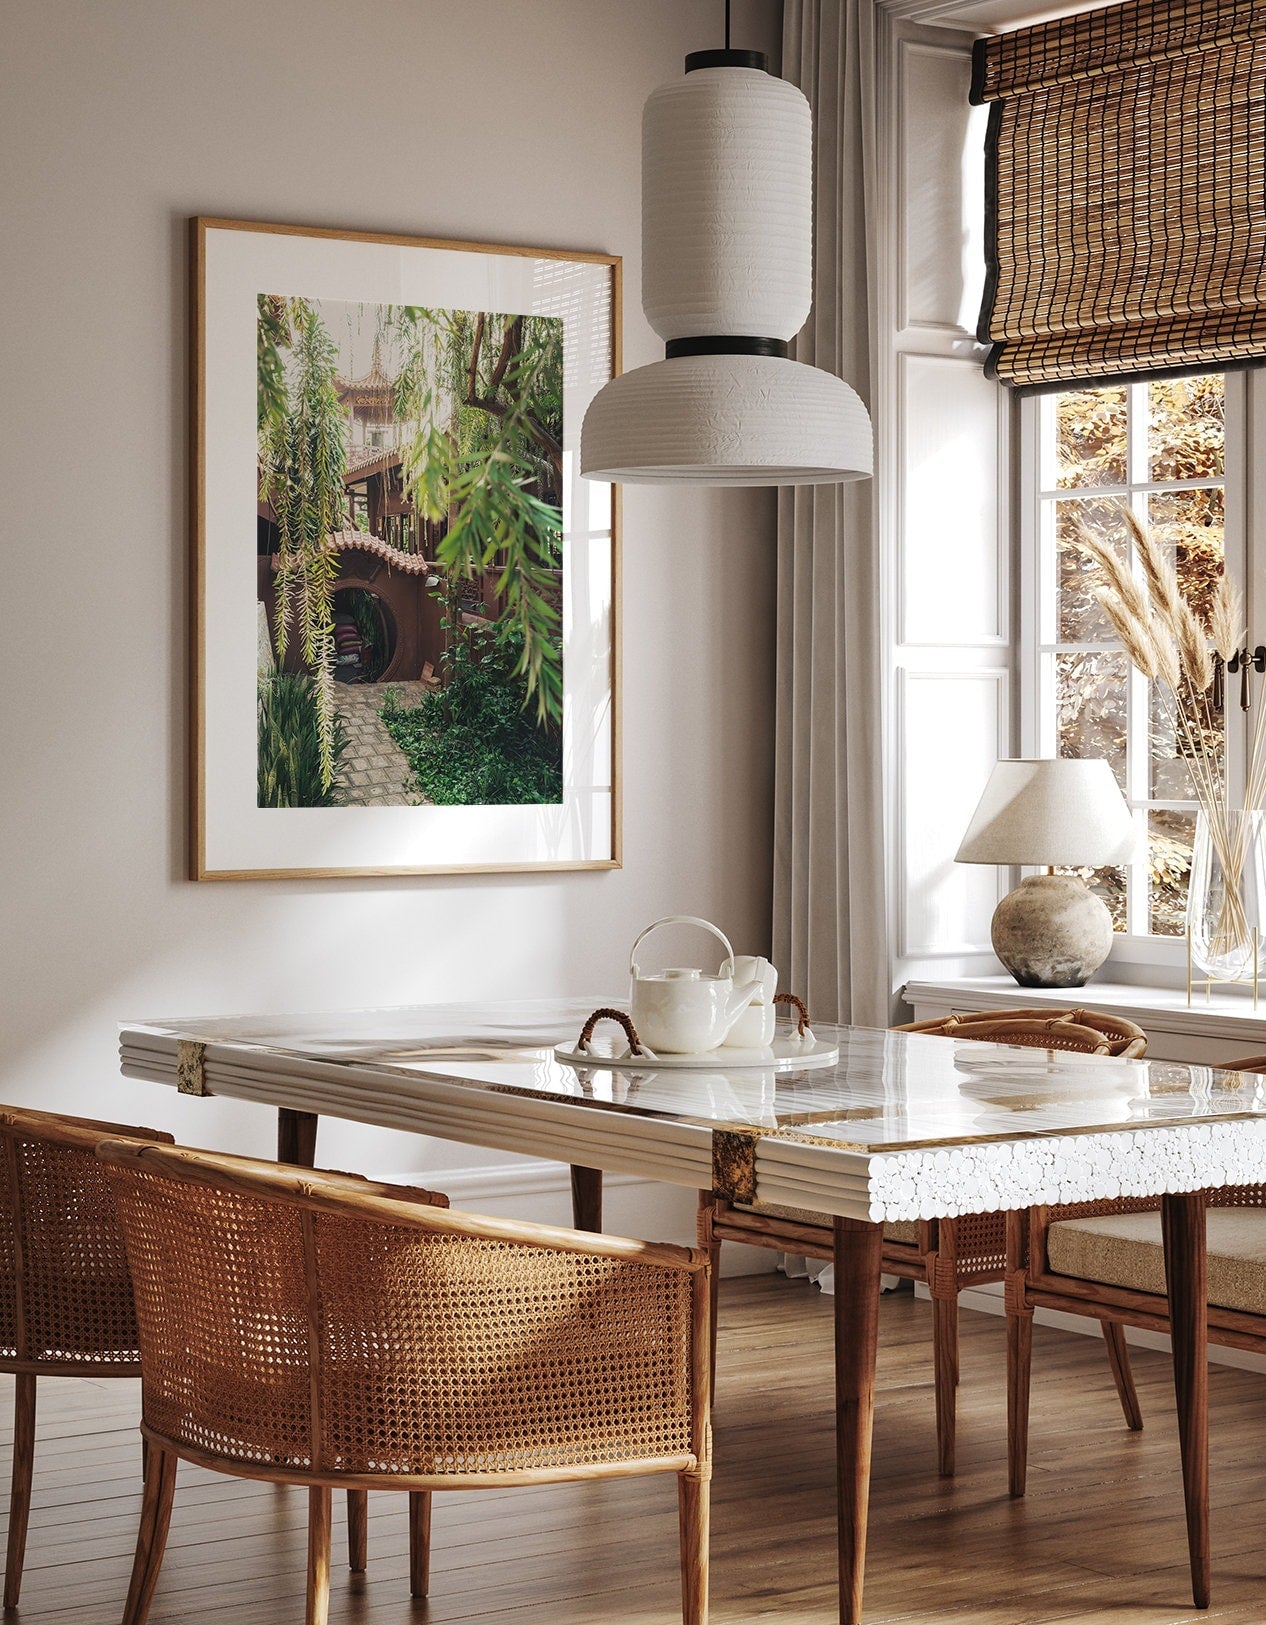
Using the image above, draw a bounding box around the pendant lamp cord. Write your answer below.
[725,0,731,49]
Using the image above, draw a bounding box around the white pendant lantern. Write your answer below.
[581,48,872,487]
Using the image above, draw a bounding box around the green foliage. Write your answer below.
[394,308,563,727]
[257,295,291,432]
[258,300,348,789]
[257,673,348,808]
[381,631,562,805]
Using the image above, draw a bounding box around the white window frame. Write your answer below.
[1018,373,1248,971]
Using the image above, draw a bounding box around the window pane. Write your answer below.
[1055,497,1133,641]
[1055,386,1128,489]
[1149,808,1194,937]
[1042,372,1226,945]
[1056,650,1127,790]
[1150,678,1223,800]
[1147,375,1225,483]
[1054,863,1126,932]
[1147,485,1225,628]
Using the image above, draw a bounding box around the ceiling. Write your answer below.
[916,0,1119,34]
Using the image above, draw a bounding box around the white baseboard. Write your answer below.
[376,1159,775,1279]
[782,1264,1266,1375]
[372,1159,652,1202]
[946,1280,1266,1375]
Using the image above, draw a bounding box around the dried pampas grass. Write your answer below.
[1210,574,1245,664]
[1073,524,1152,629]
[1092,587,1158,678]
[1123,507,1184,628]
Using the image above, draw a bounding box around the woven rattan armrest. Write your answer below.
[96,1140,709,1273]
[316,1166,451,1209]
[894,1007,1147,1058]
[0,1108,175,1152]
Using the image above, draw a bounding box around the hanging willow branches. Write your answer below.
[258,297,347,790]
[395,307,564,728]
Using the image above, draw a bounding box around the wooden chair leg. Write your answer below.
[306,1486,332,1625]
[408,1490,432,1598]
[677,1470,710,1625]
[3,1373,36,1610]
[931,1294,958,1478]
[696,1191,721,1391]
[346,1488,367,1572]
[1101,1320,1143,1431]
[122,1444,178,1625]
[1007,1307,1034,1499]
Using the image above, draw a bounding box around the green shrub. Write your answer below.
[258,673,349,807]
[381,635,561,806]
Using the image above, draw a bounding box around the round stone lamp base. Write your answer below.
[990,873,1114,989]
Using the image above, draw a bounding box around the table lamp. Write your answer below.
[955,758,1139,988]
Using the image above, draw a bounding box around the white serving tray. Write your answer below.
[553,1033,840,1073]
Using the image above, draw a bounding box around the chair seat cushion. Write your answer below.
[1047,1207,1266,1315]
[736,1201,917,1244]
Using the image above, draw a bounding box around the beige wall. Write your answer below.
[0,0,779,1244]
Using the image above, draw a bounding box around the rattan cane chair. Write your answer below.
[0,1106,174,1609]
[1005,1052,1266,1501]
[699,1006,1149,1477]
[99,1139,713,1625]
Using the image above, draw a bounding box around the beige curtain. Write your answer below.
[776,0,890,1028]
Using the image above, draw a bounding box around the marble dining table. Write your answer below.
[118,999,1266,1622]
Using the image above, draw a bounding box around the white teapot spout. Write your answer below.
[720,955,779,1049]
[720,972,763,1033]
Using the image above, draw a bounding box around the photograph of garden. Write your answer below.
[255,294,564,809]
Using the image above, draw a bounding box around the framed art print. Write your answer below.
[191,216,620,879]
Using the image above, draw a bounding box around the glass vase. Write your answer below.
[1187,809,1266,984]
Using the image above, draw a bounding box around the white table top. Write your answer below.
[120,1000,1266,1223]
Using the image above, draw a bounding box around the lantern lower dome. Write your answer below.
[580,352,873,485]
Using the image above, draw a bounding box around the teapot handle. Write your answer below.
[630,915,737,979]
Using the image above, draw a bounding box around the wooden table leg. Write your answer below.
[834,1215,883,1625]
[570,1165,603,1232]
[1161,1189,1209,1610]
[278,1108,319,1168]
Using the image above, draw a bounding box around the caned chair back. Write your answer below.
[99,1140,709,1486]
[894,1007,1148,1059]
[0,1108,173,1373]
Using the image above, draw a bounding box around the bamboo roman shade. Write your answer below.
[971,0,1266,389]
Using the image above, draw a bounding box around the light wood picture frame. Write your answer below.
[191,216,621,880]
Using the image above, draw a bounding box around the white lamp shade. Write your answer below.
[955,758,1139,867]
[580,352,873,485]
[642,67,812,341]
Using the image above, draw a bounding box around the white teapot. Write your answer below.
[629,917,767,1055]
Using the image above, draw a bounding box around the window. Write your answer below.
[1023,374,1242,952]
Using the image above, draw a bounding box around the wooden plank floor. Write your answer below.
[5,1275,1266,1623]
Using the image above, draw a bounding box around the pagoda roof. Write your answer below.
[345,445,404,481]
[335,336,395,408]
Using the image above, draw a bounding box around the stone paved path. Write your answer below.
[332,680,435,806]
